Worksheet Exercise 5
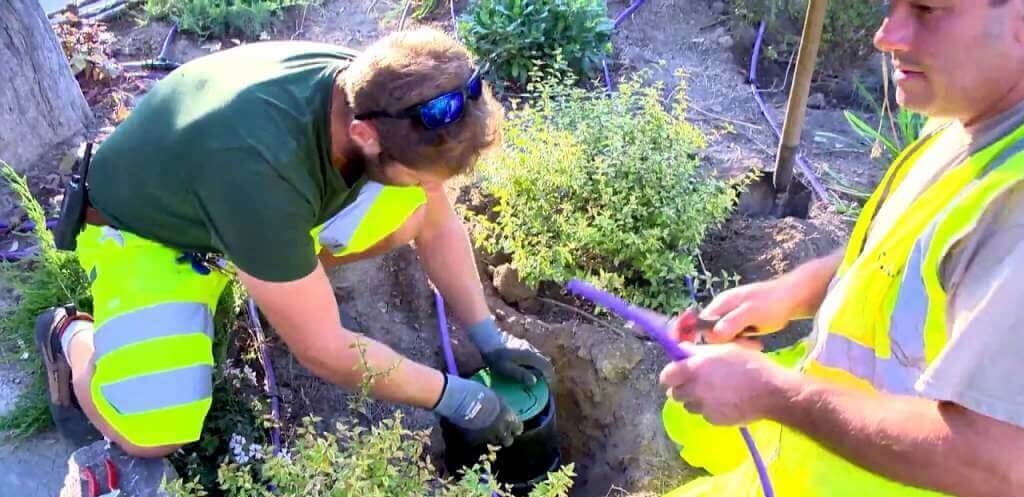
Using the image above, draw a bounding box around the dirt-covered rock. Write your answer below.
[492,264,536,303]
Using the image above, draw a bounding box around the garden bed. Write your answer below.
[1,0,885,495]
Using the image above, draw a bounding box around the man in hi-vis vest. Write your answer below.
[660,1,1024,496]
[36,28,552,457]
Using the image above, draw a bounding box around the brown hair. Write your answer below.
[342,28,503,177]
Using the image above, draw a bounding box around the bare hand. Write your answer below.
[658,343,798,426]
[695,280,798,344]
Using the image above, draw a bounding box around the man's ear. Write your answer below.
[349,120,381,156]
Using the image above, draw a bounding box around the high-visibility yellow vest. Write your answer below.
[311,179,427,257]
[663,120,1024,497]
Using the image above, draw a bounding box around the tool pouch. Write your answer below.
[53,142,93,252]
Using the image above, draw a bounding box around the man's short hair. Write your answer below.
[343,28,503,177]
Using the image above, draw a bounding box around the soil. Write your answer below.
[1,0,890,496]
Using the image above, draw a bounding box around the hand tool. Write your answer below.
[80,456,120,497]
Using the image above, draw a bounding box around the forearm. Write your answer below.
[415,188,490,327]
[299,330,444,409]
[776,250,843,318]
[768,375,1024,497]
[238,264,444,410]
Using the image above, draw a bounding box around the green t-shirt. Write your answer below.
[88,41,358,282]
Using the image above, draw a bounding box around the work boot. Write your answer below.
[35,305,102,447]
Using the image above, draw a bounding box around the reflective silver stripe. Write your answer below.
[886,224,935,375]
[100,365,213,415]
[94,302,213,362]
[982,138,1024,176]
[318,181,385,254]
[814,333,920,395]
[813,136,1024,393]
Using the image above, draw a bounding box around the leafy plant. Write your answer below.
[733,0,883,78]
[144,0,319,38]
[0,161,92,436]
[166,413,575,497]
[844,107,925,159]
[844,70,926,160]
[459,0,613,87]
[466,71,739,312]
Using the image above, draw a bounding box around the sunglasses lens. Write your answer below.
[467,74,483,99]
[419,91,464,129]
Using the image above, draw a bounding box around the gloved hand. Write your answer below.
[433,373,523,447]
[468,316,555,385]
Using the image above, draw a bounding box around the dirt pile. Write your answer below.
[702,211,848,284]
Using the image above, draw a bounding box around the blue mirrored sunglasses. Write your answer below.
[355,64,486,130]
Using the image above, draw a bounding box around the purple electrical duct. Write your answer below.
[613,0,648,28]
[602,59,613,93]
[434,290,459,375]
[433,289,500,497]
[749,21,767,86]
[246,298,282,456]
[565,279,775,497]
[566,280,686,360]
[0,249,35,262]
[0,219,58,233]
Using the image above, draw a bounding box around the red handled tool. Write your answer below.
[80,456,120,497]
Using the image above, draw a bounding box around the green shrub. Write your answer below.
[466,72,739,312]
[166,414,575,497]
[0,161,92,436]
[733,0,883,78]
[144,0,319,38]
[459,0,613,87]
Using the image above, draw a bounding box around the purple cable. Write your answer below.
[748,21,767,86]
[601,0,648,93]
[0,219,58,233]
[0,249,35,262]
[565,279,775,497]
[246,298,282,456]
[434,290,459,375]
[602,59,613,93]
[433,289,500,497]
[748,20,831,205]
[0,220,58,261]
[613,0,648,28]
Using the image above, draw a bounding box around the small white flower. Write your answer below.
[229,433,251,464]
[242,365,258,386]
[20,352,29,360]
[248,443,264,460]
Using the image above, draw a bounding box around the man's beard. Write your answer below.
[339,143,383,185]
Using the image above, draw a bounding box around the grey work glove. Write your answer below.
[468,317,555,385]
[433,373,523,447]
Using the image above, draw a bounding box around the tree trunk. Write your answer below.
[0,0,92,172]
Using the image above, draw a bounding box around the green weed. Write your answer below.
[0,161,91,436]
[843,70,926,160]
